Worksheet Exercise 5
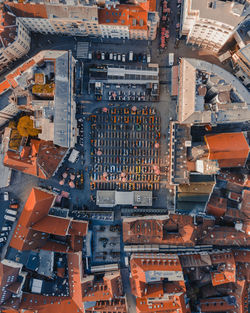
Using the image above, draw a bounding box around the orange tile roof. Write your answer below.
[205,133,249,168]
[6,2,47,18]
[206,195,227,217]
[233,250,250,263]
[123,214,215,246]
[201,226,250,246]
[32,215,71,236]
[82,271,122,302]
[4,139,67,179]
[0,80,11,94]
[98,4,148,30]
[10,188,54,250]
[130,254,185,301]
[199,297,236,312]
[68,220,88,237]
[0,261,22,306]
[68,252,84,312]
[136,292,189,313]
[85,298,127,313]
[19,293,83,313]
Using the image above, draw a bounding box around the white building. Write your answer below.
[181,0,248,52]
[7,2,101,37]
[0,5,30,72]
[100,24,129,39]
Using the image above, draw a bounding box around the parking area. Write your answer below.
[89,106,162,192]
[103,84,148,102]
[92,224,121,263]
[0,192,19,254]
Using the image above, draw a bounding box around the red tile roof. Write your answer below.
[10,188,54,251]
[130,254,189,313]
[123,214,215,246]
[32,215,71,237]
[206,195,227,217]
[9,188,88,251]
[205,133,249,168]
[82,271,123,302]
[68,252,84,312]
[4,139,67,179]
[98,0,152,31]
[7,2,47,18]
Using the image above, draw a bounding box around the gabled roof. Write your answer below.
[205,133,249,168]
[4,140,68,179]
[6,2,47,18]
[206,195,227,217]
[82,271,122,302]
[10,188,55,250]
[10,188,88,251]
[32,215,71,237]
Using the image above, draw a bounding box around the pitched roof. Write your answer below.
[68,252,84,312]
[82,271,122,302]
[7,2,47,18]
[205,133,249,168]
[10,188,55,250]
[4,140,68,179]
[32,215,71,236]
[206,195,227,217]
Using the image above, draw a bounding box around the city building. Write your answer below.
[0,4,30,73]
[0,50,77,148]
[0,259,26,309]
[9,187,88,252]
[123,213,215,246]
[96,190,152,207]
[98,0,159,40]
[6,2,101,37]
[85,298,127,313]
[179,250,250,313]
[129,253,190,313]
[232,43,250,89]
[3,139,68,179]
[168,119,249,187]
[180,0,248,52]
[6,0,159,40]
[205,132,249,168]
[176,58,250,125]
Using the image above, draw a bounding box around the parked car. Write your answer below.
[3,192,9,201]
[122,53,126,62]
[117,54,121,61]
[101,52,105,60]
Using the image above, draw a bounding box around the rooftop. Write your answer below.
[205,132,249,168]
[4,139,68,179]
[190,0,246,27]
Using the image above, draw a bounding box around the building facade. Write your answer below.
[0,5,30,72]
[232,44,250,89]
[7,0,158,40]
[7,2,101,37]
[180,0,246,52]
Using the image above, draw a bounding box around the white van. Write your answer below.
[147,54,151,63]
[168,53,174,66]
[4,192,9,201]
[2,226,11,231]
[4,215,16,222]
[6,209,17,216]
[129,51,133,62]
